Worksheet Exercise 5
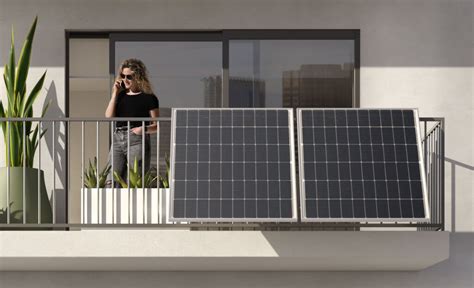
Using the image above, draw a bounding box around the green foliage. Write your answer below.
[159,153,170,188]
[0,16,49,168]
[113,157,158,189]
[83,157,111,188]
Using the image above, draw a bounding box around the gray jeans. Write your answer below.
[107,129,150,188]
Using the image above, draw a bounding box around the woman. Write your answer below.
[105,58,159,187]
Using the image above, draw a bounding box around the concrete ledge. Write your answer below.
[0,230,449,271]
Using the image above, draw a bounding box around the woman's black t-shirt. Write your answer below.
[115,90,159,128]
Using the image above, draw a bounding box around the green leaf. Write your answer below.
[28,125,39,166]
[7,122,21,166]
[5,28,15,101]
[133,158,139,174]
[26,137,34,167]
[0,101,6,127]
[113,171,127,188]
[14,16,37,98]
[21,70,46,117]
[4,65,12,99]
[129,170,139,188]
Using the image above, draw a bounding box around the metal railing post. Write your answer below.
[22,121,26,224]
[127,121,131,224]
[6,120,10,224]
[38,121,42,224]
[440,119,445,231]
[81,121,84,223]
[67,120,71,226]
[52,121,56,224]
[141,121,145,224]
[111,121,115,223]
[96,121,100,223]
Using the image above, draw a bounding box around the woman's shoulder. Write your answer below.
[143,92,158,100]
[144,92,159,108]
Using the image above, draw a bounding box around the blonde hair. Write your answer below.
[117,58,154,94]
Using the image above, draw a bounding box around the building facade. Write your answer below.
[0,0,472,287]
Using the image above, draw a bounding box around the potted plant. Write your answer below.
[0,17,52,224]
[81,157,171,224]
[80,157,111,224]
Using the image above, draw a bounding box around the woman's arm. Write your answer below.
[145,108,160,134]
[130,108,160,135]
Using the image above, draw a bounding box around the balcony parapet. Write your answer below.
[0,230,449,271]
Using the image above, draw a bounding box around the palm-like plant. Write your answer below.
[113,157,158,189]
[159,153,170,188]
[83,157,111,189]
[0,16,48,168]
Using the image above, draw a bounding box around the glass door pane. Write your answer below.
[113,37,222,174]
[229,40,355,108]
[114,40,222,108]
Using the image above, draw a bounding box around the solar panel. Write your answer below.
[297,108,429,222]
[170,108,297,222]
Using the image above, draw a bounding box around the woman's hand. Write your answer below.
[130,126,144,135]
[112,80,122,98]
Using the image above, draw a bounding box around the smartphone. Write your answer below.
[120,80,126,90]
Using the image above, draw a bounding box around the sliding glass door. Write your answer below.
[110,30,358,110]
[109,31,358,171]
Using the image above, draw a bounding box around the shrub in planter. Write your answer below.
[81,157,170,224]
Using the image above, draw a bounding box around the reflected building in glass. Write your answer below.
[282,63,354,108]
[203,76,266,108]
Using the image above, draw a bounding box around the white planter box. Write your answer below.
[81,188,171,224]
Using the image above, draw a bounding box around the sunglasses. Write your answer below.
[120,73,134,80]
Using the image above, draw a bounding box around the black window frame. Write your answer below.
[67,29,360,113]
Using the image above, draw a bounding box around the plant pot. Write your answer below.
[0,167,53,224]
[81,188,171,224]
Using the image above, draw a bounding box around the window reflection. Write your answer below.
[228,40,355,108]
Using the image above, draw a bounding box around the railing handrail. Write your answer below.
[0,116,444,122]
[419,117,444,122]
[419,118,444,140]
[0,117,171,122]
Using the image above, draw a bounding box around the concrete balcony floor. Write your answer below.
[0,230,449,271]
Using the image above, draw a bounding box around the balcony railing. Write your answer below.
[0,116,445,231]
[419,117,445,231]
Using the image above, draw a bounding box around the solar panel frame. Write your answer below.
[170,108,298,222]
[297,108,430,222]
